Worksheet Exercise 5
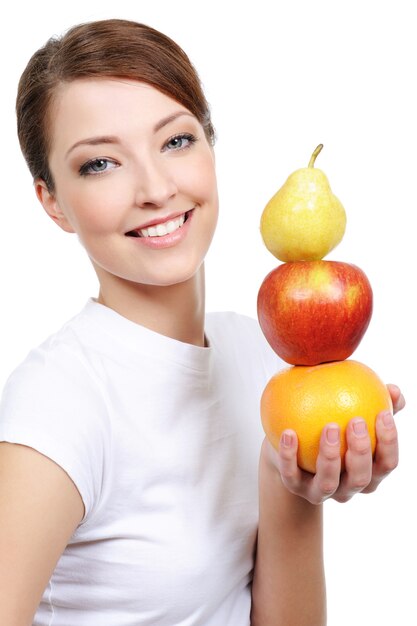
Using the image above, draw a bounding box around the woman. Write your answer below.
[0,19,404,626]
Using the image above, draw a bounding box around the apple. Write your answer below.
[257,260,373,365]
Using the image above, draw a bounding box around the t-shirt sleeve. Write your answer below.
[0,341,109,523]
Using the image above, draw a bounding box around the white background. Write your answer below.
[1,1,415,624]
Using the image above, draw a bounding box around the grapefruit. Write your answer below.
[261,360,392,473]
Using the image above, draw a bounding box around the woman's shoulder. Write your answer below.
[2,299,108,390]
[205,310,284,372]
[206,310,261,339]
[1,303,107,416]
[206,310,269,344]
[0,304,110,523]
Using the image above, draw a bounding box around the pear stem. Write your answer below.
[308,144,324,168]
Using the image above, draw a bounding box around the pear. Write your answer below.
[260,145,346,262]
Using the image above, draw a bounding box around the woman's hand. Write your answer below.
[267,384,406,505]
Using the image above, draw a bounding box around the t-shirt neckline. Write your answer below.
[78,298,213,372]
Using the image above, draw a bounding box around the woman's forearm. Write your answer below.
[251,440,326,626]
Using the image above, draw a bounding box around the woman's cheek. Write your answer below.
[70,189,122,234]
[185,160,217,201]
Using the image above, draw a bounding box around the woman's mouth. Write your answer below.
[125,209,194,249]
[126,210,192,238]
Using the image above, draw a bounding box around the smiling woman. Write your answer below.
[0,16,403,626]
[2,19,282,626]
[35,78,219,308]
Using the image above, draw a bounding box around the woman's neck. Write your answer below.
[95,265,207,347]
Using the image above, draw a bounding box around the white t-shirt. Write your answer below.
[0,299,282,626]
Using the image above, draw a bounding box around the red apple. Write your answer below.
[257,260,373,365]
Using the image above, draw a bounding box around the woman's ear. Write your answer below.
[34,179,75,233]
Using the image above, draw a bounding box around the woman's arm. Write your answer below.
[0,442,84,626]
[251,438,326,626]
[250,385,405,625]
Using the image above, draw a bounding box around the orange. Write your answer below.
[261,359,392,473]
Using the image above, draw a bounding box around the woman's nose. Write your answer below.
[133,158,178,209]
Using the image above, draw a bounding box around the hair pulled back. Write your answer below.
[16,19,215,191]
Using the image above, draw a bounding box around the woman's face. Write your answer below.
[38,78,219,289]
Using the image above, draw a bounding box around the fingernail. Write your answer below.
[281,431,293,448]
[353,419,367,437]
[326,426,340,444]
[382,410,394,429]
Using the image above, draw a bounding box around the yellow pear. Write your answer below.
[260,145,346,261]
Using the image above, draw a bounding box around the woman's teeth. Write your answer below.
[138,213,186,238]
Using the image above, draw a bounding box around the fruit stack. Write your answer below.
[257,145,392,473]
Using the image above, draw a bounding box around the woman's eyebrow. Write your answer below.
[153,111,195,132]
[65,136,120,159]
[65,111,195,159]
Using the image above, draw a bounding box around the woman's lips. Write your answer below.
[125,209,194,249]
[126,209,192,238]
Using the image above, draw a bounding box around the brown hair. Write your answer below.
[16,19,215,191]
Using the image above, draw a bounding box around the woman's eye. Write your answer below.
[79,158,118,176]
[164,133,197,152]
